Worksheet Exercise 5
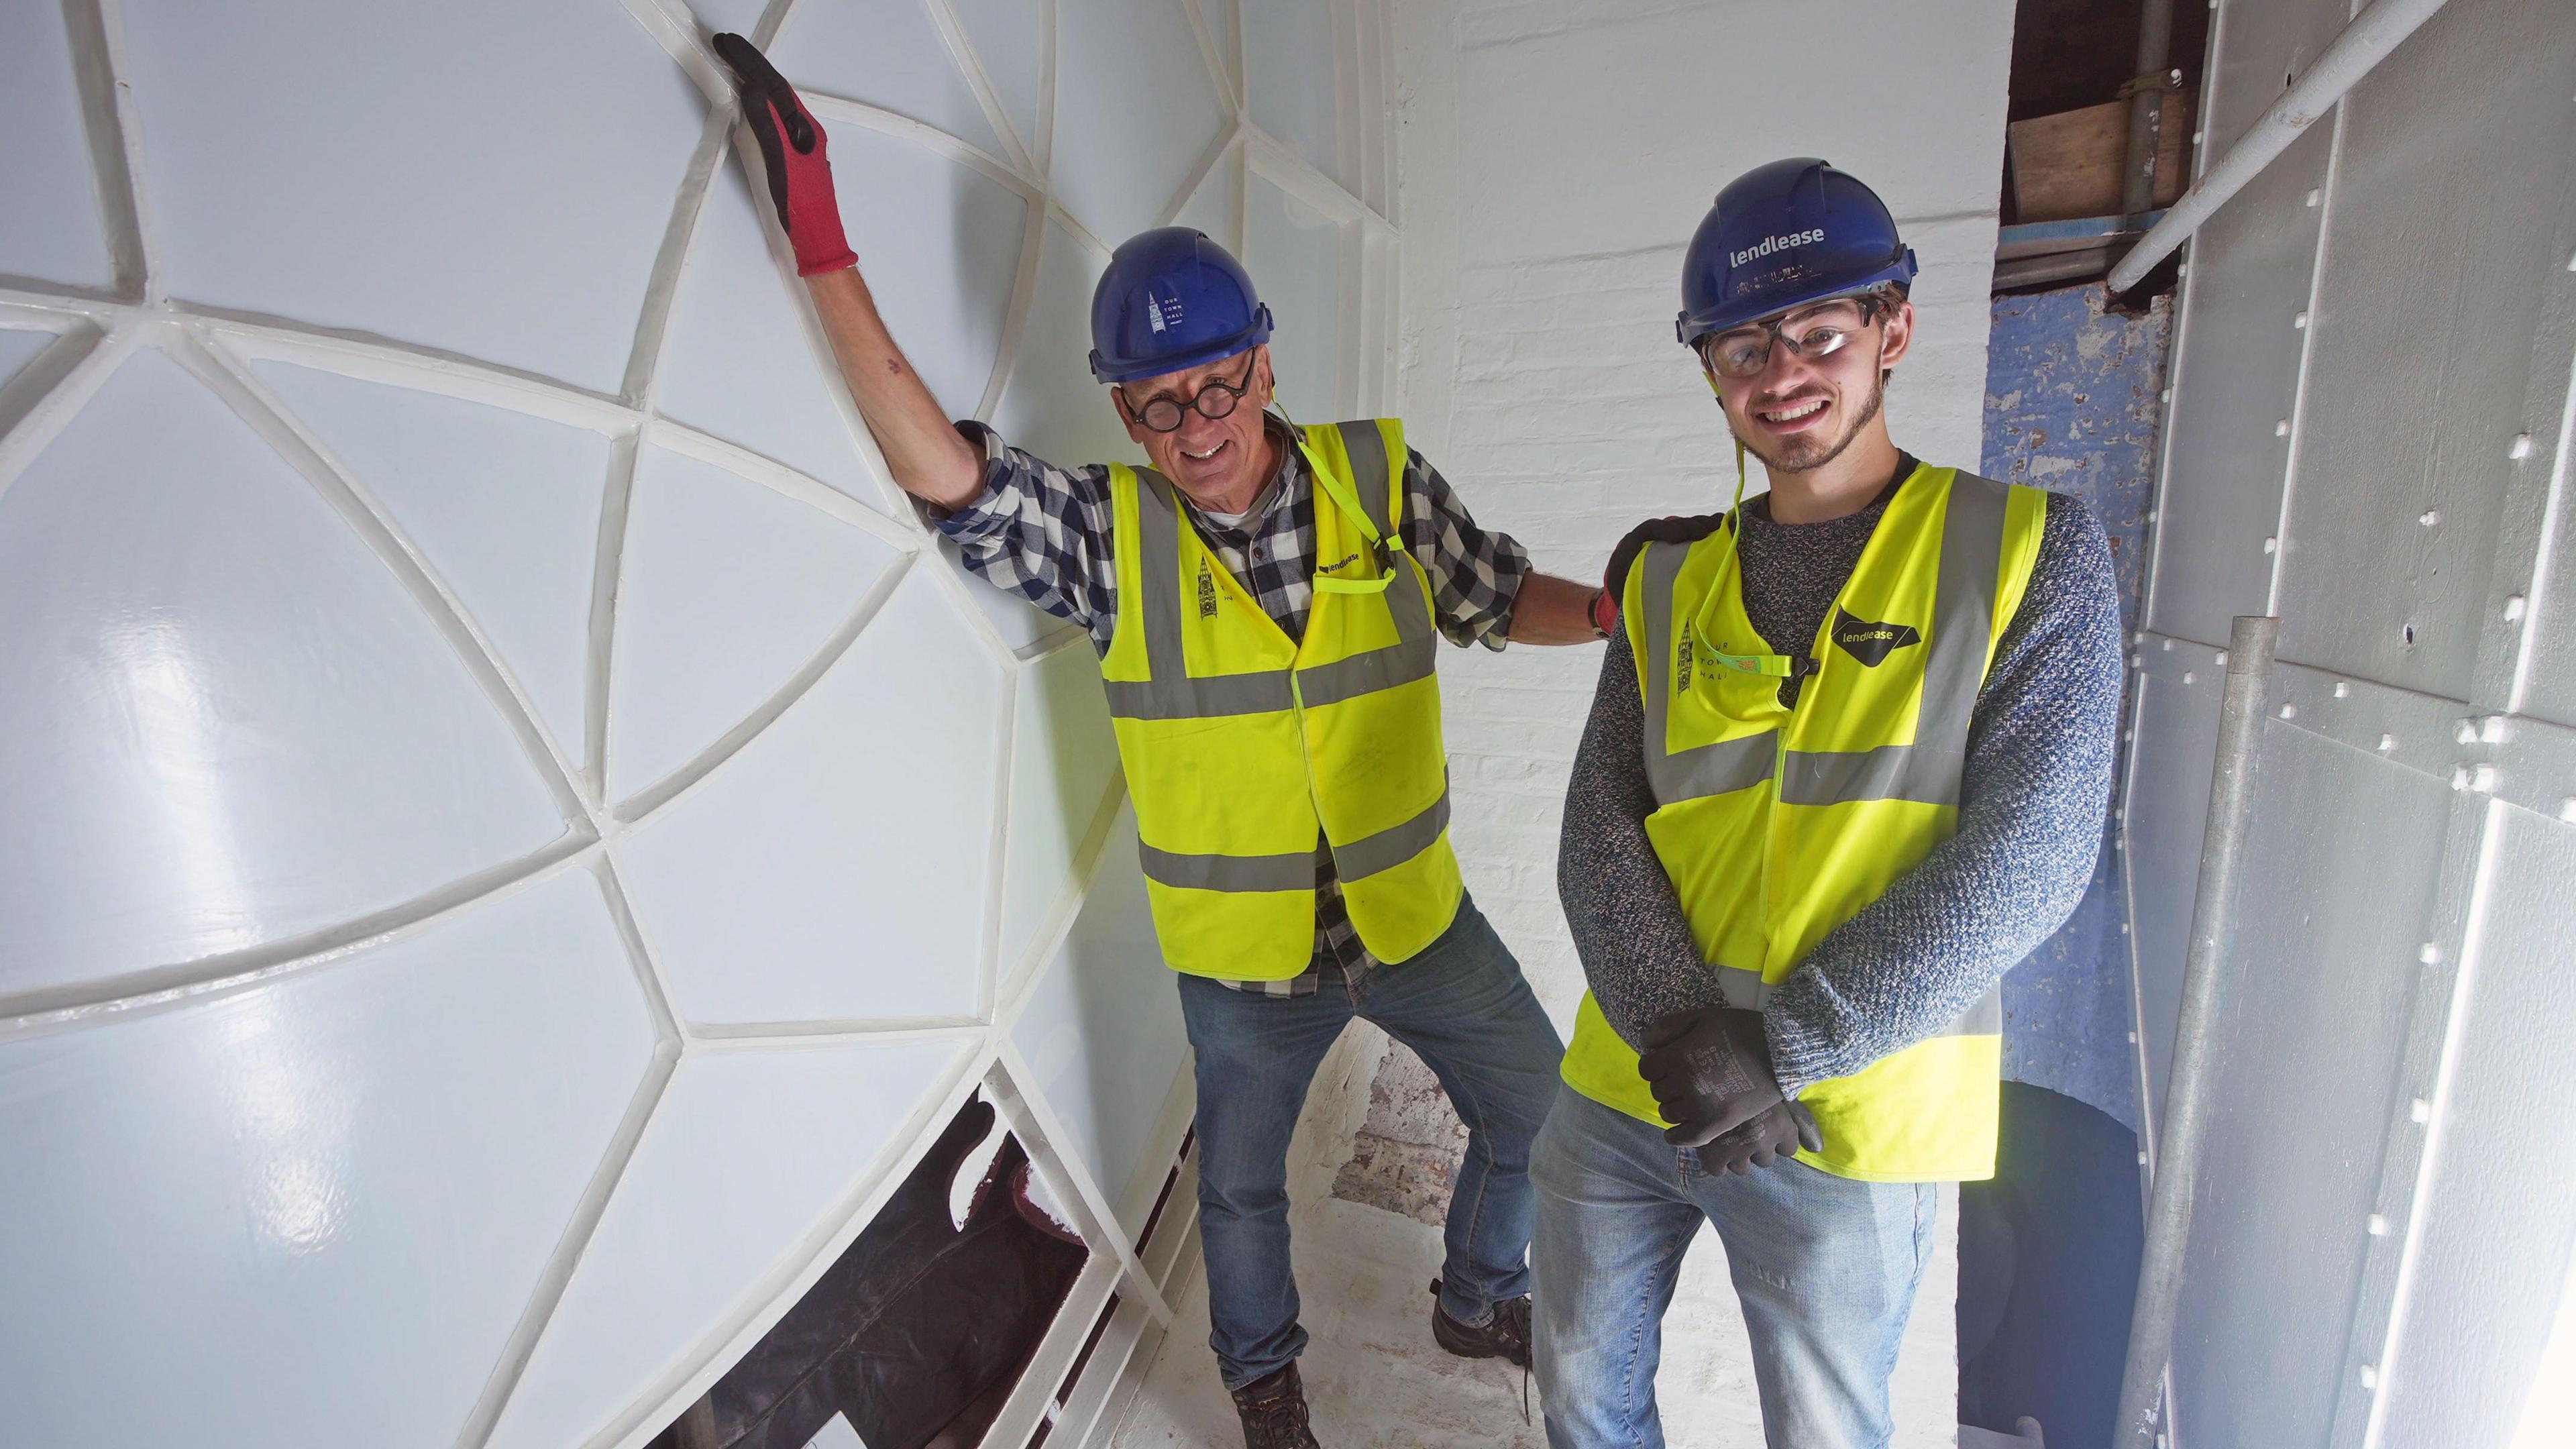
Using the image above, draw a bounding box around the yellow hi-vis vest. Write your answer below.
[1558,464,2048,1182]
[1100,419,1464,980]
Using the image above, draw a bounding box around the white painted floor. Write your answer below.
[1106,1181,1961,1448]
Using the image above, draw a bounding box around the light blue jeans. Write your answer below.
[1532,1085,1936,1448]
[1177,896,1564,1389]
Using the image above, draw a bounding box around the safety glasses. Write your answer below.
[1695,292,1892,380]
[1117,352,1258,433]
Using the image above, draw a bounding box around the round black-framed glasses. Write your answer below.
[1116,350,1260,433]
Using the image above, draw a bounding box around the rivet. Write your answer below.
[2263,536,2278,554]
[2361,1364,2379,1391]
[2377,733,2396,752]
[2306,189,2322,207]
[2481,716,2509,744]
[2418,942,2441,965]
[2161,387,2174,402]
[2334,682,2351,698]
[2473,763,2500,793]
[2420,509,2441,527]
[2134,631,2150,647]
[2120,920,2132,934]
[2129,1031,2139,1044]
[2294,310,2310,329]
[2138,1150,2150,1165]
[2182,670,2197,684]
[2192,131,2206,146]
[2279,703,2298,719]
[2123,728,2136,741]
[2145,508,2159,523]
[2410,1098,2431,1124]
[2451,765,2471,791]
[2506,594,2528,623]
[2510,433,2534,460]
[2132,653,2145,669]
[2274,419,2291,437]
[2559,797,2576,824]
[2456,720,2481,745]
[2214,649,2230,665]
[2367,1214,2390,1236]
[2161,638,2176,651]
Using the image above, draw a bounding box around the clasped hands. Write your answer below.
[1637,1005,1823,1174]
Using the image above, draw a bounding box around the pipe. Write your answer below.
[2118,0,2178,225]
[2107,0,2453,292]
[2113,614,2280,1449]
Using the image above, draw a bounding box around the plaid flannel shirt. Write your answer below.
[934,413,1529,996]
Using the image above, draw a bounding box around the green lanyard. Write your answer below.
[1287,414,1399,596]
[1688,441,1807,679]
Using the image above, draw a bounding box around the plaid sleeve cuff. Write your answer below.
[1403,448,1531,651]
[922,420,1022,545]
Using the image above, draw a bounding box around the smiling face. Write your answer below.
[1111,346,1278,508]
[1709,295,1913,475]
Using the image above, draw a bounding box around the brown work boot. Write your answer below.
[1428,1279,1532,1368]
[1228,1362,1321,1448]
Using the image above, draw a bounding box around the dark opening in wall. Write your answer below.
[1996,0,2212,294]
[650,1095,1089,1449]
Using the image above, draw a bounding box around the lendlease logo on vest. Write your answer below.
[1831,608,1921,666]
[1729,228,1827,270]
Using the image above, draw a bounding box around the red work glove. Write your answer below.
[712,33,857,276]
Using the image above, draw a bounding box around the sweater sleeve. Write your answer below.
[1557,637,1730,1050]
[1762,492,2127,1096]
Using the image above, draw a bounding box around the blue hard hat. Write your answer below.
[1676,158,1918,350]
[1088,227,1275,383]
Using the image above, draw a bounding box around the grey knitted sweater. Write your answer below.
[1558,462,2125,1097]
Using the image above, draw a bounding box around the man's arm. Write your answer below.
[1400,449,1604,647]
[1560,638,1733,1046]
[1762,494,2126,1095]
[715,35,979,510]
[806,268,982,510]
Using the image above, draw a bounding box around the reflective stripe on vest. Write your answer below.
[1101,419,1464,979]
[1560,465,2044,1182]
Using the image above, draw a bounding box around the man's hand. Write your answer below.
[1699,1100,1823,1174]
[712,34,857,276]
[1595,515,1721,637]
[1637,1005,1784,1148]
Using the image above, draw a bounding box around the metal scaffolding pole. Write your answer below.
[2114,614,2279,1449]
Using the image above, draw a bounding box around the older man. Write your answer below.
[716,38,1596,1448]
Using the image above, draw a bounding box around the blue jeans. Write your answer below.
[1177,896,1564,1389]
[1532,1086,1936,1448]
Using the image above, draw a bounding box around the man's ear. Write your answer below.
[1878,299,1915,370]
[1109,386,1152,448]
[1250,345,1277,408]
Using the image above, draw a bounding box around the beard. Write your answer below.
[1729,369,1886,476]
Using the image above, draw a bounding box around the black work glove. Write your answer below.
[1637,1005,1784,1148]
[1605,515,1715,600]
[1700,1100,1825,1175]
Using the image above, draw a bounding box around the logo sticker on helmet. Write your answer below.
[1729,227,1827,269]
[1831,607,1921,666]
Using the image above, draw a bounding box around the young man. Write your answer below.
[713,39,1595,1449]
[1536,158,2125,1446]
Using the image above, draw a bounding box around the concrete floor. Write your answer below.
[1104,1031,1962,1448]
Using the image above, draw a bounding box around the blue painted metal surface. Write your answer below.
[1980,283,2171,1132]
